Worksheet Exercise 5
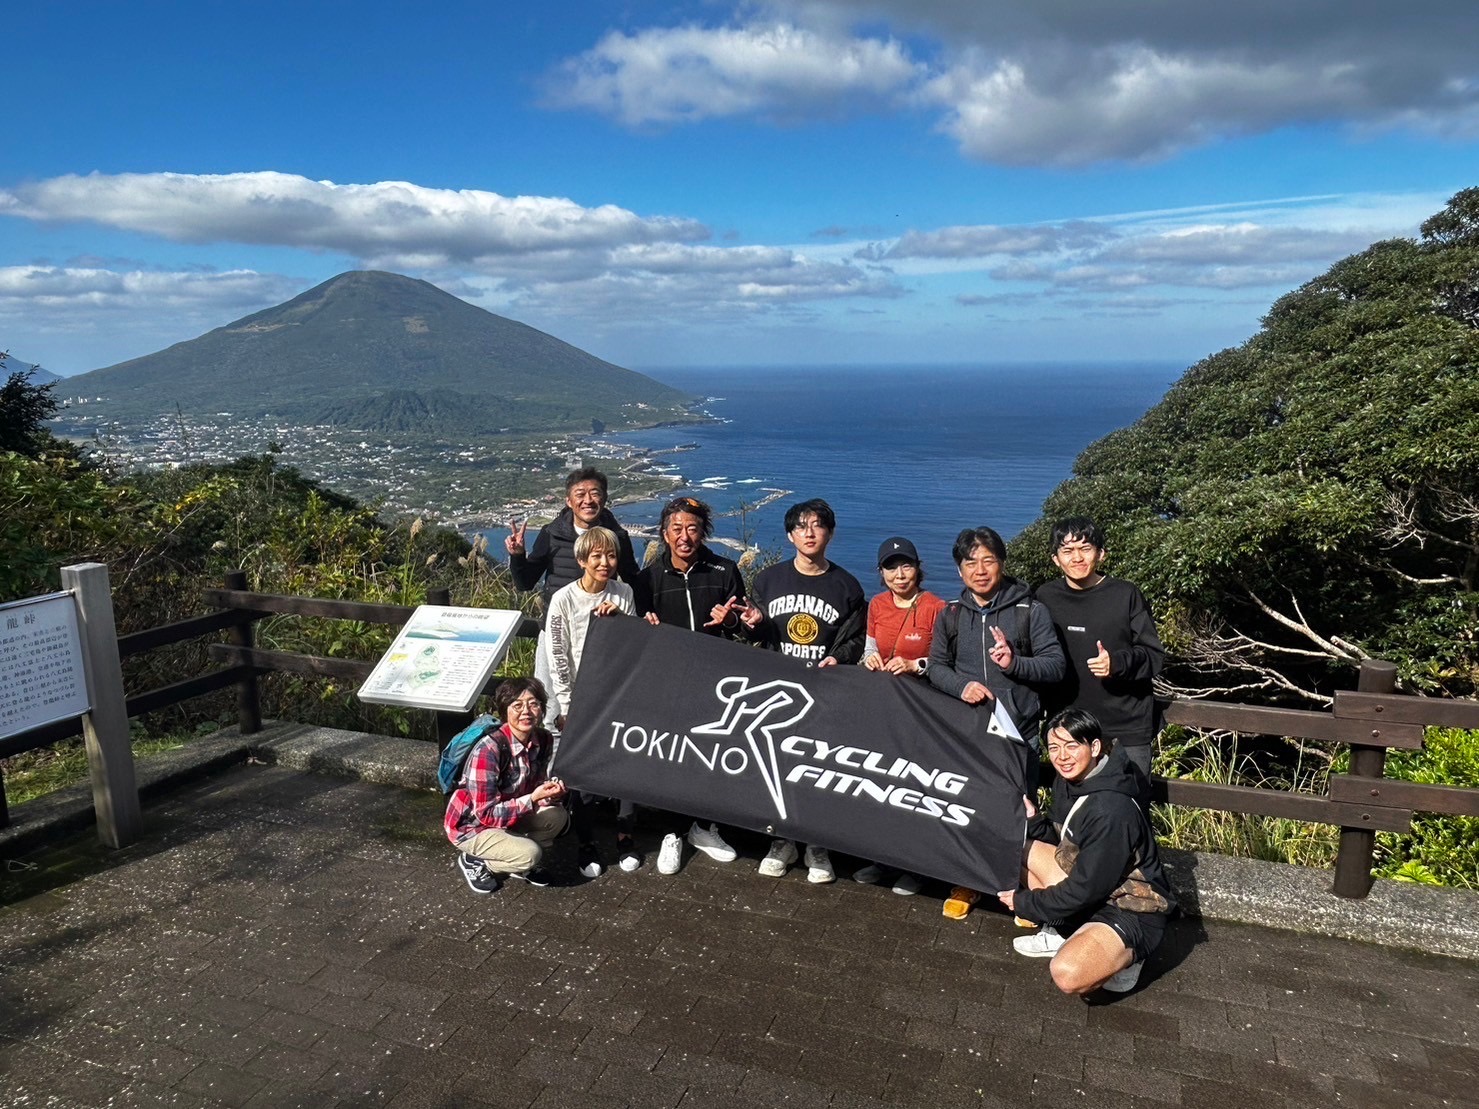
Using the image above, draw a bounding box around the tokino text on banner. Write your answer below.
[556,617,1033,894]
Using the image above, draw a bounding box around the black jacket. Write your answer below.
[639,545,748,638]
[508,506,645,621]
[926,576,1066,733]
[1014,745,1175,926]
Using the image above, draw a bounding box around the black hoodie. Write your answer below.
[508,506,645,620]
[1013,744,1176,926]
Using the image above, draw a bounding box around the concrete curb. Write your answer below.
[6,721,1477,960]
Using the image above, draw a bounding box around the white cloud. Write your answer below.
[878,221,1115,260]
[0,265,300,312]
[0,172,708,267]
[544,21,920,124]
[544,4,1479,165]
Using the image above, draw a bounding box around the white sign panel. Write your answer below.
[0,591,91,739]
[358,605,524,713]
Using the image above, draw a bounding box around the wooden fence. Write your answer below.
[3,572,1477,899]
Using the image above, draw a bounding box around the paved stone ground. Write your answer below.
[2,765,1476,1109]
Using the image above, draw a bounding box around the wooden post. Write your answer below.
[60,562,142,849]
[225,570,262,735]
[426,588,472,750]
[1332,659,1399,898]
[0,776,9,830]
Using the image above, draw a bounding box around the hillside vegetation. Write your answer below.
[1015,188,1479,707]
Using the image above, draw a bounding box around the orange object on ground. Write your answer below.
[942,886,980,919]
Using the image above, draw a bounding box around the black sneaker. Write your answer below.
[509,866,553,888]
[456,853,499,895]
[578,842,604,879]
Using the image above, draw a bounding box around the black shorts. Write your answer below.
[1084,904,1168,963]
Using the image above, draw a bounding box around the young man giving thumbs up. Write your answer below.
[1035,517,1166,777]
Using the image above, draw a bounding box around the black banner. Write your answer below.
[556,617,1032,893]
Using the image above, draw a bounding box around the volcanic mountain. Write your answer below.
[53,271,695,434]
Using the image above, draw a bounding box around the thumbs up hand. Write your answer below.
[1087,640,1112,678]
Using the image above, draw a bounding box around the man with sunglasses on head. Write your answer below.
[639,496,750,875]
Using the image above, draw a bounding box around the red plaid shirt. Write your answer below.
[444,723,552,844]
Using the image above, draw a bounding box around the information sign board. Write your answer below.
[0,591,91,740]
[357,606,524,713]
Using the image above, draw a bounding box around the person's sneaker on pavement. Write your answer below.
[891,872,922,896]
[657,833,684,875]
[456,852,500,895]
[1101,960,1144,993]
[803,844,835,884]
[758,838,798,877]
[577,843,604,879]
[852,863,885,884]
[1012,926,1065,958]
[617,836,642,872]
[686,822,737,862]
[508,866,553,888]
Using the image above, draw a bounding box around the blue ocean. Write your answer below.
[601,362,1182,584]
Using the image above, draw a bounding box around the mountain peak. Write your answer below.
[55,272,692,434]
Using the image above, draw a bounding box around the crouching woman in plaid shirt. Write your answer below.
[445,677,570,893]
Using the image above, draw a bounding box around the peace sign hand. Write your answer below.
[989,625,1015,670]
[504,519,527,556]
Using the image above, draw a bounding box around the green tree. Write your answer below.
[0,352,71,459]
[1013,189,1479,703]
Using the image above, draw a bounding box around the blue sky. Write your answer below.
[3,0,1477,375]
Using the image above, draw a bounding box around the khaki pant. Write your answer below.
[458,806,569,875]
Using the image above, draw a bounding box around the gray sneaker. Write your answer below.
[1012,926,1064,958]
[758,838,798,877]
[1102,960,1144,993]
[803,845,835,884]
[687,822,738,862]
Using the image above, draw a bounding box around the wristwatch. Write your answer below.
[915,658,929,674]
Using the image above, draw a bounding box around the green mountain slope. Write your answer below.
[54,271,695,432]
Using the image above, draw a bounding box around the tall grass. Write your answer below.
[1149,728,1340,869]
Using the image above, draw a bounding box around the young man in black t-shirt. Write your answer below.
[1035,517,1165,777]
[738,498,865,882]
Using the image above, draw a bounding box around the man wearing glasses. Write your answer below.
[738,498,865,882]
[1035,517,1165,777]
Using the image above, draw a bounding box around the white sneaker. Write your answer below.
[657,833,684,875]
[1012,926,1064,958]
[803,845,835,884]
[891,872,922,896]
[758,838,798,877]
[687,822,737,863]
[1102,961,1144,993]
[852,863,885,884]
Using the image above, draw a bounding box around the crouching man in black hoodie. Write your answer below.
[997,708,1176,995]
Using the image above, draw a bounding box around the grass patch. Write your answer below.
[1,727,195,805]
[1150,729,1340,869]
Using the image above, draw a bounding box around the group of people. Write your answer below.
[443,466,1177,995]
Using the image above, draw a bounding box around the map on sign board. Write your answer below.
[357,606,524,712]
[0,591,91,740]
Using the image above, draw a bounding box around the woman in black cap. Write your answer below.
[860,536,945,678]
[854,536,946,894]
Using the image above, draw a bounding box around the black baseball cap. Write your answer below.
[877,537,919,567]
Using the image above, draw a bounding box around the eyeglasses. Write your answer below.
[506,698,542,712]
[791,519,827,534]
